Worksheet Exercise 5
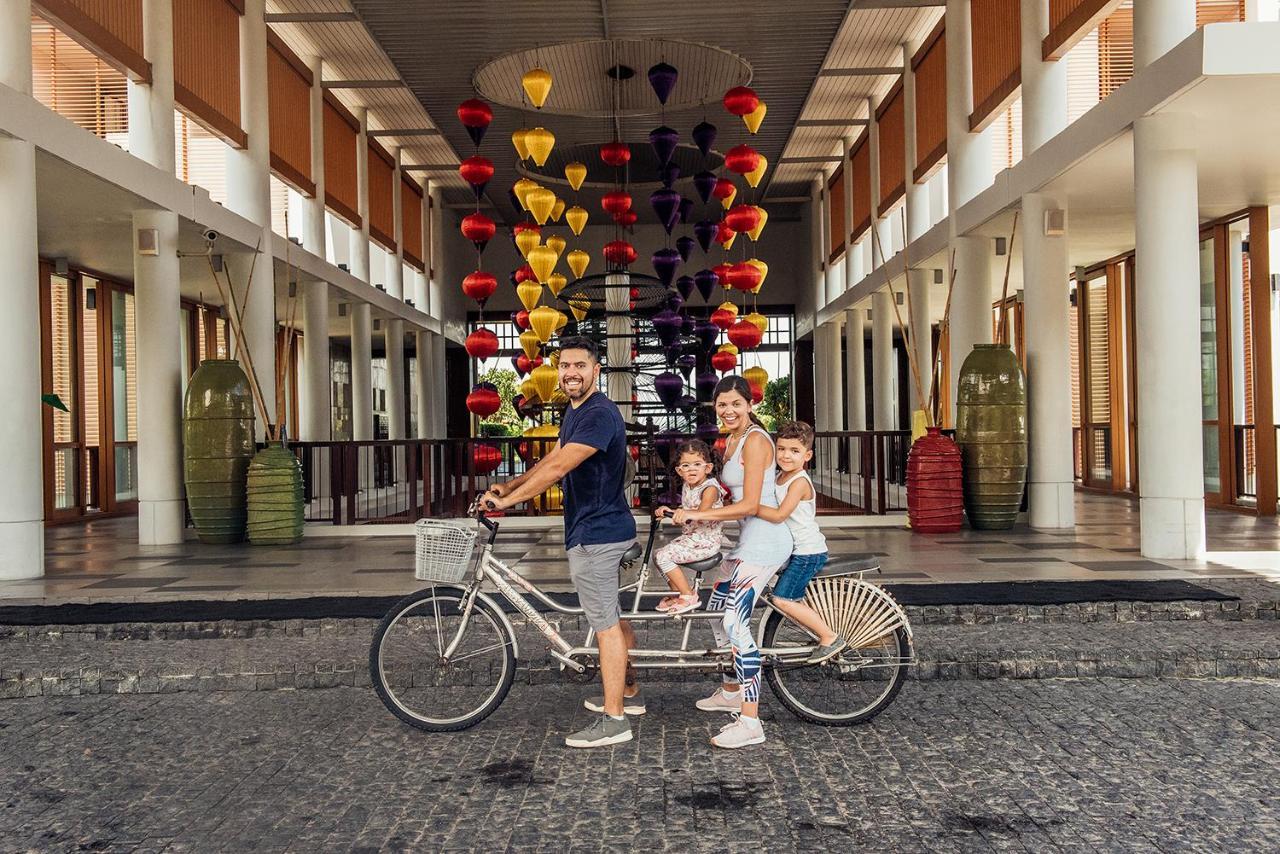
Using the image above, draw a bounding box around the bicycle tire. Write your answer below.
[369,585,516,733]
[761,607,909,727]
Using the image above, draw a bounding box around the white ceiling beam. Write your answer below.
[778,156,844,164]
[264,12,359,23]
[321,79,405,89]
[817,67,902,77]
[796,119,869,127]
[367,129,441,138]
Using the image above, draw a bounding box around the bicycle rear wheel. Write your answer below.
[370,586,516,732]
[761,608,909,726]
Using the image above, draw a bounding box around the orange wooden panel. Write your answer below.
[849,135,872,241]
[173,0,245,147]
[969,0,1021,131]
[368,141,396,251]
[876,82,905,210]
[827,165,845,261]
[1098,7,1133,99]
[912,23,947,183]
[34,0,149,80]
[1196,0,1245,24]
[402,177,424,270]
[323,95,360,227]
[1044,1,1123,59]
[267,33,314,197]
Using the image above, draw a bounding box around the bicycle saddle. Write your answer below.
[818,555,881,577]
[621,542,643,563]
[679,554,724,574]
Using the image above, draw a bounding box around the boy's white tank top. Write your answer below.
[774,470,826,556]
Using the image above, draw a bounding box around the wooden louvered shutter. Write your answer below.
[33,0,149,80]
[1043,1,1124,59]
[173,0,245,147]
[31,16,129,145]
[402,177,424,270]
[1196,0,1245,24]
[367,141,396,251]
[968,0,1021,131]
[827,166,845,261]
[912,23,946,183]
[876,81,906,210]
[323,94,360,227]
[1097,6,1133,99]
[266,32,314,196]
[849,135,872,242]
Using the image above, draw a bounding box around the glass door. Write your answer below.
[1199,230,1235,505]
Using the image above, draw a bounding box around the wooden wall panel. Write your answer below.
[849,135,872,241]
[912,23,947,182]
[876,82,905,211]
[173,0,245,147]
[827,166,846,261]
[1196,0,1245,24]
[402,177,424,270]
[323,94,360,227]
[1044,1,1123,59]
[34,0,149,80]
[367,141,396,251]
[969,0,1021,131]
[267,32,314,197]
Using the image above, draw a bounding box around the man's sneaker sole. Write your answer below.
[582,697,647,715]
[565,728,634,749]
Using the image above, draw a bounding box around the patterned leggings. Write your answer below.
[707,559,783,703]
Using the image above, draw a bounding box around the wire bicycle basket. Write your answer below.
[414,519,480,584]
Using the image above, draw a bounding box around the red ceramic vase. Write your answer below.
[906,426,964,533]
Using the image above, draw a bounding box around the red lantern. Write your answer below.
[472,443,503,475]
[711,349,737,373]
[514,354,542,377]
[466,386,501,417]
[714,436,728,457]
[726,261,763,292]
[710,306,737,331]
[725,204,762,234]
[603,240,637,266]
[461,212,495,250]
[750,384,764,404]
[723,86,760,117]
[630,288,640,299]
[601,190,632,216]
[712,177,737,202]
[465,328,499,361]
[514,264,537,284]
[600,140,631,167]
[459,155,494,187]
[613,210,638,228]
[713,262,734,285]
[457,98,493,128]
[715,221,736,247]
[727,318,763,350]
[629,445,640,462]
[513,220,541,237]
[514,309,530,330]
[462,271,497,304]
[724,144,761,176]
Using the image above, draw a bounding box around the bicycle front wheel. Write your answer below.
[370,586,516,732]
[762,608,909,727]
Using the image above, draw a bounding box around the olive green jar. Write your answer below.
[183,360,255,543]
[246,444,305,545]
[955,344,1027,530]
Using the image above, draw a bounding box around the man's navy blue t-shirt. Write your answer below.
[558,389,636,549]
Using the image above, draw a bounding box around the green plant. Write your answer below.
[477,368,523,436]
[755,376,792,431]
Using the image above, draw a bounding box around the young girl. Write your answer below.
[653,440,725,615]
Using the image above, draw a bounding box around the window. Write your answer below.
[175,110,229,205]
[31,16,129,149]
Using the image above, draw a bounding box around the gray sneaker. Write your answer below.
[807,635,848,664]
[565,714,633,749]
[582,691,646,715]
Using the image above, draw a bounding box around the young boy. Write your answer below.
[753,421,846,663]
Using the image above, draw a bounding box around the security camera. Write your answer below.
[202,229,219,242]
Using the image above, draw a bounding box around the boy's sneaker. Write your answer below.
[806,634,848,664]
[710,714,765,749]
[582,690,646,715]
[565,714,633,748]
[695,686,743,713]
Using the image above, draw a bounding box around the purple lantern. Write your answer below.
[696,370,718,398]
[696,421,720,445]
[649,126,679,167]
[650,189,681,234]
[676,237,696,264]
[681,313,695,335]
[695,319,720,351]
[648,62,678,105]
[676,274,695,301]
[694,170,718,204]
[678,197,695,224]
[667,291,685,313]
[680,394,698,412]
[664,343,682,366]
[678,354,698,379]
[692,121,717,158]
[655,372,684,409]
[694,220,718,254]
[651,247,682,288]
[660,162,681,188]
[694,268,719,302]
[652,309,682,346]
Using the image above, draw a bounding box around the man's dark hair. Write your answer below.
[557,335,601,363]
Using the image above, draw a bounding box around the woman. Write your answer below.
[671,375,793,748]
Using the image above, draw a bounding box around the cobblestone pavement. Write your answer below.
[1,678,1277,852]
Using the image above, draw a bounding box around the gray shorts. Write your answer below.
[567,539,635,632]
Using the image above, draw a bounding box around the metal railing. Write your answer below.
[1234,424,1257,500]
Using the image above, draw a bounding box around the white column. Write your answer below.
[303,55,326,257]
[390,148,405,301]
[872,291,897,430]
[300,281,330,440]
[415,331,432,438]
[827,318,846,430]
[813,324,831,431]
[1021,0,1068,155]
[128,0,175,171]
[948,235,993,425]
[945,0,995,209]
[427,188,442,316]
[907,269,933,415]
[928,170,947,227]
[1021,193,1075,528]
[1133,113,1205,559]
[1229,227,1247,423]
[845,309,867,431]
[822,180,839,304]
[351,304,374,441]
[350,108,372,285]
[903,41,929,244]
[1133,0,1197,70]
[431,333,447,438]
[386,319,406,440]
[0,0,45,578]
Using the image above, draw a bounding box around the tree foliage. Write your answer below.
[477,367,523,436]
[755,376,793,431]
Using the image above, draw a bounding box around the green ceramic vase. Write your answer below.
[183,360,255,543]
[956,344,1027,530]
[246,444,305,545]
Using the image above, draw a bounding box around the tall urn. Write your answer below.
[906,427,964,533]
[183,360,255,543]
[955,344,1027,530]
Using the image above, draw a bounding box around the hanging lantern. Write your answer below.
[723,85,760,117]
[694,319,720,350]
[614,210,638,228]
[546,272,568,297]
[519,379,540,406]
[725,204,762,234]
[745,258,769,290]
[522,67,553,108]
[531,363,559,402]
[472,443,503,475]
[743,101,767,134]
[527,245,558,285]
[648,61,678,104]
[550,198,566,222]
[724,144,761,176]
[519,329,541,360]
[514,264,537,285]
[524,127,555,167]
[603,240,637,267]
[465,328,499,361]
[652,247,682,288]
[601,190,632,216]
[517,280,544,312]
[513,178,539,210]
[745,312,768,336]
[511,127,531,161]
[679,197,695,225]
[649,126,679,166]
[529,305,562,343]
[567,249,590,279]
[466,383,502,418]
[569,299,590,322]
[457,98,492,146]
[515,229,541,259]
[462,270,497,305]
[694,220,718,254]
[459,155,494,195]
[726,261,763,292]
[727,318,763,350]
[661,162,681,189]
[565,161,588,191]
[694,268,719,302]
[692,121,717,157]
[600,140,631,167]
[546,234,567,258]
[748,206,769,241]
[565,205,588,235]
[716,220,737,250]
[513,219,541,238]
[654,372,684,409]
[554,311,568,332]
[711,304,738,331]
[513,309,531,330]
[650,188,681,233]
[711,348,737,373]
[713,262,734,286]
[461,213,495,251]
[527,187,557,224]
[745,155,768,189]
[514,353,542,377]
[676,237,696,264]
[713,178,737,210]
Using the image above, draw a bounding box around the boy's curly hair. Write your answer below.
[777,420,815,450]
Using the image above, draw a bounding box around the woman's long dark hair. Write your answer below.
[712,375,766,430]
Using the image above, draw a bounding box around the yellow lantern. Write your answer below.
[524,127,555,167]
[744,365,769,390]
[719,229,737,251]
[546,272,568,297]
[513,177,538,210]
[519,329,541,360]
[718,342,739,357]
[546,234,567,258]
[520,377,540,403]
[745,312,768,335]
[515,229,540,259]
[743,101,767,134]
[745,155,768,189]
[534,484,563,513]
[551,198,566,222]
[512,128,531,162]
[527,187,556,224]
[529,305,561,343]
[564,161,587,191]
[527,245,558,285]
[565,206,588,236]
[569,299,590,321]
[717,301,739,321]
[554,310,568,332]
[523,423,559,461]
[522,67,552,109]
[720,184,737,210]
[549,350,560,369]
[566,249,590,279]
[747,206,769,240]
[746,258,768,289]
[517,280,543,312]
[531,362,559,402]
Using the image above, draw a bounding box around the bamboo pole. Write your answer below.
[928,249,958,418]
[996,211,1020,346]
[870,223,930,428]
[206,243,273,441]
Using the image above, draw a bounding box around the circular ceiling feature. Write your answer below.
[473,38,752,118]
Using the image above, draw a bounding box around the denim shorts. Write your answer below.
[771,552,829,601]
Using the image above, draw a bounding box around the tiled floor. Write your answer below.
[2,493,1277,605]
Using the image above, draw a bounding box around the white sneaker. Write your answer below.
[695,687,743,713]
[710,715,765,749]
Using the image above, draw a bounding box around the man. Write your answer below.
[482,336,641,748]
